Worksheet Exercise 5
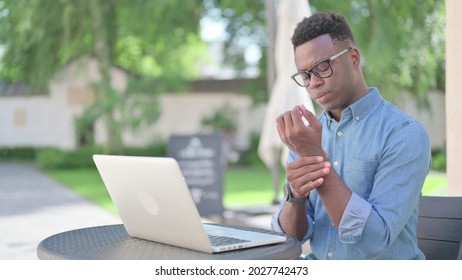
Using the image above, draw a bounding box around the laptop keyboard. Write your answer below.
[208,235,250,246]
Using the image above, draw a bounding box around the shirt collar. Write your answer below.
[349,87,382,123]
[323,87,382,125]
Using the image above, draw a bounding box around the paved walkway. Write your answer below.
[0,162,121,260]
[0,161,281,260]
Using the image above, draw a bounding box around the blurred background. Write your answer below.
[1,0,457,260]
[0,0,448,209]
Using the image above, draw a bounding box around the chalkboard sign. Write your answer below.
[167,133,224,216]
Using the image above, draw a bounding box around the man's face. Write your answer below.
[294,34,357,115]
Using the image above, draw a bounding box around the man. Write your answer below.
[271,12,431,259]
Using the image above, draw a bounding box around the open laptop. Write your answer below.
[93,154,286,253]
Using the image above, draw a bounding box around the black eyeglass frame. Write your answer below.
[291,47,353,87]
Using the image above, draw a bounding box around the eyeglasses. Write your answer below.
[291,47,352,87]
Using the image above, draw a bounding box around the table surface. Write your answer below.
[37,224,302,260]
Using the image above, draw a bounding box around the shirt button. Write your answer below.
[327,252,333,258]
[355,116,360,121]
[333,161,339,167]
[337,131,343,137]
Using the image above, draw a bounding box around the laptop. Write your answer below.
[92,154,286,253]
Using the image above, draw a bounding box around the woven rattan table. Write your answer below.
[37,224,301,260]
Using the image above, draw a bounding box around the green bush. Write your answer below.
[36,147,99,169]
[36,148,69,169]
[71,146,106,168]
[232,133,265,168]
[0,147,37,161]
[122,144,166,157]
[36,143,167,170]
[431,149,446,172]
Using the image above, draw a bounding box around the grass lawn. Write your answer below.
[45,167,448,214]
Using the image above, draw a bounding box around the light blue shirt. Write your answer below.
[271,88,431,259]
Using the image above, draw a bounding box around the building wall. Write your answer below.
[0,57,127,150]
[0,93,73,149]
[113,92,266,150]
[396,91,446,149]
[0,60,447,152]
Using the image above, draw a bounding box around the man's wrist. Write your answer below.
[284,183,307,205]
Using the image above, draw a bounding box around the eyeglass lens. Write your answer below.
[293,61,333,87]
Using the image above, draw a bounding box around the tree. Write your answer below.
[0,0,446,149]
[0,0,206,150]
[310,0,445,106]
[206,0,445,105]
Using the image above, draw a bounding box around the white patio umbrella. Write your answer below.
[258,0,315,203]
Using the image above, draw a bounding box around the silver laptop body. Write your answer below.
[93,154,286,253]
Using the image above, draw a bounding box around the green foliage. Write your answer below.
[231,133,265,168]
[0,0,207,151]
[431,148,446,172]
[0,1,93,88]
[121,144,167,158]
[36,144,166,170]
[0,147,37,161]
[36,149,71,170]
[0,0,206,86]
[115,0,206,78]
[207,0,445,105]
[0,0,446,101]
[201,105,238,133]
[36,147,101,170]
[239,78,268,105]
[307,0,445,104]
[206,0,267,74]
[0,0,446,153]
[75,79,164,150]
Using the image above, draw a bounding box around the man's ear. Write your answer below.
[350,48,361,67]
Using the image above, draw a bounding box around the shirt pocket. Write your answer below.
[344,159,379,199]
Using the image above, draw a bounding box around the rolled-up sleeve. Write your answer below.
[338,192,372,244]
[270,203,285,233]
[271,201,315,243]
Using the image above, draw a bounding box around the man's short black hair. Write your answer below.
[292,12,356,49]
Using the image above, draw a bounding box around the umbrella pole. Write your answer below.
[270,151,282,205]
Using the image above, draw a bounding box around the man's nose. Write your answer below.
[309,75,324,89]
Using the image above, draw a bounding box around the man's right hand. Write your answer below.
[286,156,331,199]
